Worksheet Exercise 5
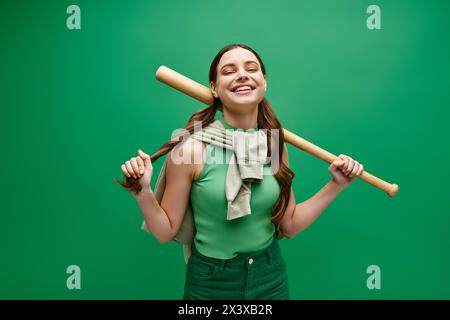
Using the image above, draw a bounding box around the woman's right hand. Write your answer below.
[121,149,153,191]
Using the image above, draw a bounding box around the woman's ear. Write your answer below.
[210,81,218,98]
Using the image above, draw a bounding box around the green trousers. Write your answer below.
[183,235,289,300]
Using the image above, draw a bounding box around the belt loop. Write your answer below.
[219,259,226,273]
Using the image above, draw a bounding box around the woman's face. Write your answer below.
[211,47,267,112]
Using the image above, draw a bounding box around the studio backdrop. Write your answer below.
[1,0,449,299]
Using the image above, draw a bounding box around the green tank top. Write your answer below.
[189,115,281,259]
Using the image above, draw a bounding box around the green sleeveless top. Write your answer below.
[189,115,281,259]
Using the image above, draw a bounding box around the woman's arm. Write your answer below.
[279,144,364,239]
[134,138,203,244]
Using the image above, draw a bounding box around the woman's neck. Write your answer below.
[222,107,258,131]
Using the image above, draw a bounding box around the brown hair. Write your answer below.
[115,44,295,233]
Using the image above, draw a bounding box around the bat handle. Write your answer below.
[360,172,399,197]
[283,129,399,197]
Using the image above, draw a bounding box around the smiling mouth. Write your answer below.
[233,89,254,95]
[231,86,256,95]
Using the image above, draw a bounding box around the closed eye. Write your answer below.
[224,68,257,75]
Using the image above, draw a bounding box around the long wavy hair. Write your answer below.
[116,44,295,233]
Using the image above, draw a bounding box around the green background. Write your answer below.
[1,0,449,299]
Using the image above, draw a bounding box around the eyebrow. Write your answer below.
[220,60,259,71]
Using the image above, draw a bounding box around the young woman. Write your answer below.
[117,44,364,300]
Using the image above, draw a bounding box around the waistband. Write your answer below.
[190,235,279,268]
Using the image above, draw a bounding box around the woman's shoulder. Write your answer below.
[168,137,206,181]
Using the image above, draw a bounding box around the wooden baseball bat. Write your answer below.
[155,65,399,197]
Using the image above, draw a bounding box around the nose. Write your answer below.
[236,68,250,80]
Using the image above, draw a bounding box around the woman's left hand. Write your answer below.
[328,154,364,189]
